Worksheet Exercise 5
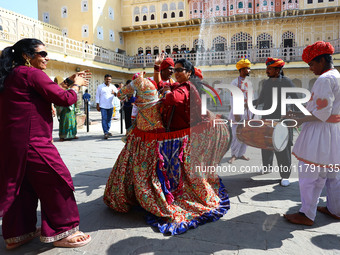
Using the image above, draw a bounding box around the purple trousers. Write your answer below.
[2,148,80,244]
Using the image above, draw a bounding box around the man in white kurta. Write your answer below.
[228,59,252,164]
[284,41,340,226]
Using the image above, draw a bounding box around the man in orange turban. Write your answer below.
[254,57,299,187]
[228,58,252,164]
[284,41,340,226]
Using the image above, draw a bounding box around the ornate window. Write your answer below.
[216,6,220,11]
[179,11,183,17]
[43,12,50,23]
[230,5,234,10]
[213,36,227,51]
[82,25,89,37]
[109,7,114,20]
[109,30,115,42]
[135,16,139,22]
[163,13,168,19]
[256,33,273,49]
[153,46,159,55]
[193,39,205,51]
[145,46,151,54]
[263,1,267,6]
[248,2,252,8]
[165,45,171,54]
[96,27,103,40]
[151,14,155,20]
[81,0,88,12]
[171,12,175,18]
[61,6,68,18]
[281,31,296,47]
[231,32,252,50]
[143,15,147,21]
[238,2,243,8]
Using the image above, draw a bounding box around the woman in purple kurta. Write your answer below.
[0,38,91,249]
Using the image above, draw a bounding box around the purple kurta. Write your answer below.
[0,66,77,217]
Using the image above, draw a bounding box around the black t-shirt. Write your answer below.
[256,75,298,120]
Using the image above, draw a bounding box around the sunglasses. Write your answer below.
[35,51,48,58]
[174,68,187,73]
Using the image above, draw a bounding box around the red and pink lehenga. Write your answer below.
[103,73,231,235]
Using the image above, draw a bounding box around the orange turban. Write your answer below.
[266,58,285,68]
[236,58,251,70]
[302,41,334,63]
[160,57,174,71]
[194,67,203,80]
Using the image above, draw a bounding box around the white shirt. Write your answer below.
[95,83,118,109]
[293,69,340,166]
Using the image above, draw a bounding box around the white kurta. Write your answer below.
[293,69,340,166]
[229,77,253,158]
[292,68,340,221]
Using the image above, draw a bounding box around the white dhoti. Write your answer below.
[298,161,340,221]
[230,124,247,158]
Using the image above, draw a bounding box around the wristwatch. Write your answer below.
[64,77,74,86]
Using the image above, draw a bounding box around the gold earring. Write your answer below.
[25,58,31,67]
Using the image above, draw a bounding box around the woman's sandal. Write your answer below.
[6,227,41,250]
[53,231,91,248]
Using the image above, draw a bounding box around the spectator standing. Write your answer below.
[96,74,117,139]
[228,58,252,164]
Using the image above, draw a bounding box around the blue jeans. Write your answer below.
[100,108,113,134]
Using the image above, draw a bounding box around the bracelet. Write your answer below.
[154,65,160,72]
[71,84,80,93]
[64,77,74,86]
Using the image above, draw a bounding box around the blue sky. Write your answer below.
[0,0,38,19]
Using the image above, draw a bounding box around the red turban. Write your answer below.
[266,58,285,68]
[194,68,203,80]
[132,72,140,80]
[302,41,334,63]
[160,57,174,71]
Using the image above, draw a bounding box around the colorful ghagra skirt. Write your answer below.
[103,116,231,235]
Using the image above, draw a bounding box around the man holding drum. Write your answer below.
[255,58,299,187]
[284,41,340,226]
[228,58,252,164]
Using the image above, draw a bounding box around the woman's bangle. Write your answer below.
[71,84,80,93]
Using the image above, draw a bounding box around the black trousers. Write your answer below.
[261,145,292,179]
[123,105,133,130]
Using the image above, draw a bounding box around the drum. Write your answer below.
[236,120,288,152]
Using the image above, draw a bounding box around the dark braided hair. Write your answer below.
[0,38,44,91]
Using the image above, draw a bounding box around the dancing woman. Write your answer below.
[104,59,231,235]
[0,38,91,249]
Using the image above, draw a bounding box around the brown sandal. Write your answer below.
[317,206,340,220]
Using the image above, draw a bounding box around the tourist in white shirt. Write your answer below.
[96,74,118,139]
